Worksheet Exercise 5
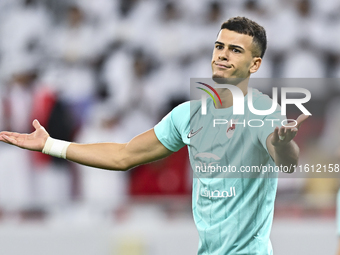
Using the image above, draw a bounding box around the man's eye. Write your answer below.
[232,48,240,53]
[215,45,223,50]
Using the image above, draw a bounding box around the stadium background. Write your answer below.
[0,0,339,254]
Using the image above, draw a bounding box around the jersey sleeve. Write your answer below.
[154,102,189,152]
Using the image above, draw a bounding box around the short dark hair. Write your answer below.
[220,16,267,58]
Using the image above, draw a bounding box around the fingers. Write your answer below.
[285,127,298,140]
[0,131,21,138]
[274,125,298,144]
[296,114,309,129]
[272,127,280,142]
[32,119,47,133]
[0,132,20,144]
[32,119,42,130]
[0,134,18,145]
[275,114,308,143]
[278,126,285,140]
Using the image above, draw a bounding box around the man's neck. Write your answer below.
[214,78,249,109]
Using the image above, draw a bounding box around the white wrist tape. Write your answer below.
[42,137,71,159]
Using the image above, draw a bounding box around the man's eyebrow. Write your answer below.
[214,41,245,51]
[215,41,224,46]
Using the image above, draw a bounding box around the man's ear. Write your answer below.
[250,57,262,74]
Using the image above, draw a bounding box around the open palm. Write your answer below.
[0,119,49,151]
[270,114,309,146]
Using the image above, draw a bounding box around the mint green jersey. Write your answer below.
[154,88,286,255]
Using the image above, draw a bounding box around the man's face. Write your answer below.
[211,29,259,82]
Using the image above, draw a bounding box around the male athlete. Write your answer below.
[0,17,308,254]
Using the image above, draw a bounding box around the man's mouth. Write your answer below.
[215,62,232,69]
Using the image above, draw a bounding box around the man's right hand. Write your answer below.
[0,119,49,151]
[0,120,172,171]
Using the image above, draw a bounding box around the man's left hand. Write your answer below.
[271,114,309,147]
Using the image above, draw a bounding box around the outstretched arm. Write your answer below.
[266,114,309,172]
[0,120,173,171]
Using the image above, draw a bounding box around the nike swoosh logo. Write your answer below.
[187,127,203,138]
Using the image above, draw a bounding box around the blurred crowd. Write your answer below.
[0,0,339,218]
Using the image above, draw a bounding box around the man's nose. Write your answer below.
[218,49,229,61]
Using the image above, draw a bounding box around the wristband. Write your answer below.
[42,137,71,159]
